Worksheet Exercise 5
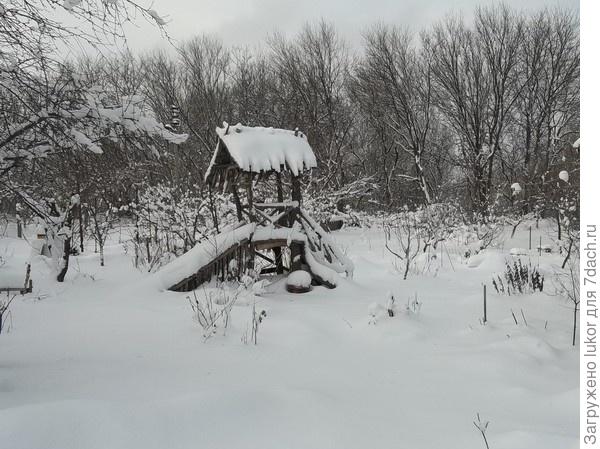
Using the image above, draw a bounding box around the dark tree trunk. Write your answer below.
[56,236,71,282]
[56,198,76,282]
[78,203,84,253]
[573,302,578,347]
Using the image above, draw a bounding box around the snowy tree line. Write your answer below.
[0,3,579,278]
[2,4,579,208]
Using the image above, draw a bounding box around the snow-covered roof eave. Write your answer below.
[207,122,317,178]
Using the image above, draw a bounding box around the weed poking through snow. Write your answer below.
[188,286,238,340]
[473,413,490,449]
[242,302,267,345]
[492,258,543,295]
[0,292,16,334]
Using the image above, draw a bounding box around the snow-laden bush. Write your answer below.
[303,192,359,228]
[303,177,378,228]
[383,210,422,280]
[382,205,508,275]
[85,197,119,267]
[451,214,505,259]
[127,183,236,271]
[383,203,462,278]
[412,202,462,252]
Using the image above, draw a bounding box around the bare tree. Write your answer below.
[0,0,171,176]
[423,6,524,212]
[178,36,232,157]
[352,25,437,204]
[384,211,422,280]
[511,9,579,215]
[269,21,355,188]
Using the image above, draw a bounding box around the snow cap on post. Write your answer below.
[559,170,569,183]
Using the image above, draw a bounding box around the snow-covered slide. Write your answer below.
[153,213,353,292]
[154,223,256,292]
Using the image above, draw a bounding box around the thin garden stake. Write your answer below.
[520,308,528,326]
[483,284,487,324]
[511,308,518,325]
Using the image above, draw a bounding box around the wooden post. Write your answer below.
[23,264,31,293]
[483,284,487,324]
[231,183,243,222]
[290,175,303,272]
[528,226,532,250]
[246,173,255,222]
[274,173,284,274]
[245,174,255,274]
[248,243,255,275]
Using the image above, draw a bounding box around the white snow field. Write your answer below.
[0,221,578,449]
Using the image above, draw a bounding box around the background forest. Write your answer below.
[0,3,580,275]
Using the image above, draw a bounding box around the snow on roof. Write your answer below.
[210,122,317,176]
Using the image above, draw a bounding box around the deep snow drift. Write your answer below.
[0,221,578,449]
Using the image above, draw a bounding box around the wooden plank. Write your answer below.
[254,202,298,210]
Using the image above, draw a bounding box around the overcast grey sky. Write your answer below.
[119,0,579,53]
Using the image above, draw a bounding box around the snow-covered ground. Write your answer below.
[0,221,578,449]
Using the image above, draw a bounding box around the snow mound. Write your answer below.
[466,250,507,272]
[0,238,32,287]
[286,270,312,288]
[467,252,486,268]
[368,301,385,316]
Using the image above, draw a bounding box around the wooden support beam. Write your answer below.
[289,174,303,272]
[254,250,277,265]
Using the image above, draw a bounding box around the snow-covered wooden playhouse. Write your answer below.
[157,123,353,293]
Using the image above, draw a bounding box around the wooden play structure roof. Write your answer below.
[205,123,317,188]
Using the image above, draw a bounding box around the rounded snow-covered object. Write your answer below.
[559,170,569,183]
[286,270,312,293]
